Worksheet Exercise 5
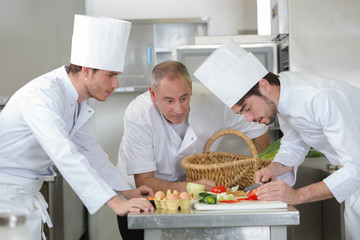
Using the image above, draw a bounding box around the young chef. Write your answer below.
[116,60,270,240]
[0,15,153,240]
[194,38,360,240]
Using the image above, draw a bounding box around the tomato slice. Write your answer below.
[247,188,258,200]
[220,197,249,203]
[211,185,227,193]
[219,200,238,203]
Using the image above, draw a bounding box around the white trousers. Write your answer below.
[0,173,52,240]
[344,190,360,240]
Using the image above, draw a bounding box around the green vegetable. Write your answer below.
[204,196,216,204]
[258,138,281,159]
[196,191,218,204]
[258,138,325,159]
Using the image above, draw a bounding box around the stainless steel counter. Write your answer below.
[128,205,299,240]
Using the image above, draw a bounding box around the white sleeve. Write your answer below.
[17,89,117,214]
[272,116,310,186]
[72,122,132,191]
[311,89,360,203]
[117,116,157,176]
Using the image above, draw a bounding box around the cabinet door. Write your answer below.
[119,24,155,91]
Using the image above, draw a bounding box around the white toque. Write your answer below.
[194,38,268,108]
[70,14,131,72]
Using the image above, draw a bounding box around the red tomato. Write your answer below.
[211,185,227,193]
[247,188,258,200]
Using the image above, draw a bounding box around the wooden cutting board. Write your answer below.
[194,200,287,211]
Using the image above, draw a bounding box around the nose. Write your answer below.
[243,112,254,122]
[173,102,183,114]
[113,76,119,89]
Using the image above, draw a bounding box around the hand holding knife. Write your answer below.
[244,180,271,192]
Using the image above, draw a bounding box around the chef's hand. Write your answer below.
[254,162,293,183]
[255,179,301,205]
[192,179,216,191]
[106,195,154,216]
[254,165,275,184]
[120,185,154,200]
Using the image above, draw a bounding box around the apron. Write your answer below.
[0,173,52,240]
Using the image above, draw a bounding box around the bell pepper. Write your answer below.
[247,188,258,200]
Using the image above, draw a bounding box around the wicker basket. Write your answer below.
[181,129,272,189]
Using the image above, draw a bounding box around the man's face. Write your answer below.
[149,73,192,124]
[231,94,277,125]
[85,69,120,101]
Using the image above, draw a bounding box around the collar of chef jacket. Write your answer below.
[154,102,197,154]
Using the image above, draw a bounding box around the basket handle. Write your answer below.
[203,129,258,157]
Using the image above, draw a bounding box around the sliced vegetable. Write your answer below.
[204,195,217,204]
[196,191,218,204]
[211,185,227,193]
[220,197,249,204]
[217,192,234,201]
[247,188,258,200]
[187,182,205,195]
[219,200,238,204]
[230,185,239,193]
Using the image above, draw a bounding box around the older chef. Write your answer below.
[0,15,153,240]
[116,60,270,240]
[194,38,360,240]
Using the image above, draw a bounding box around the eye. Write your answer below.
[165,99,173,104]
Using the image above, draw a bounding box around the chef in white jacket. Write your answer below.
[116,60,270,240]
[0,15,153,240]
[194,38,360,240]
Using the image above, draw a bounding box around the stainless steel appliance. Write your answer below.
[40,166,88,240]
[116,18,208,93]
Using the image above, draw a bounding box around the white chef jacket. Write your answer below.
[0,66,131,215]
[117,83,268,188]
[274,72,360,239]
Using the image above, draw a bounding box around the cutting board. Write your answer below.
[194,200,287,211]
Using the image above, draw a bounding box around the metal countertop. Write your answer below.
[128,205,299,229]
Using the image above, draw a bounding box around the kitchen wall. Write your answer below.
[87,0,257,35]
[86,0,258,239]
[0,0,84,96]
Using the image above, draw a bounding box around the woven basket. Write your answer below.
[181,129,272,190]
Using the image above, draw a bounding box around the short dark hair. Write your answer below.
[236,72,280,106]
[68,64,98,74]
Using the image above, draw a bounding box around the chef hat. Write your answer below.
[194,38,268,108]
[70,14,131,72]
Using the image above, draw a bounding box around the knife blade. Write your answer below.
[244,180,270,191]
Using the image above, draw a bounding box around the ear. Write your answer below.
[81,67,91,78]
[258,78,270,96]
[149,86,157,103]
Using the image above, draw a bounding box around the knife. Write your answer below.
[244,180,270,192]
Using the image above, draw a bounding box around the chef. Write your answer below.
[116,60,270,240]
[0,15,153,240]
[194,38,360,240]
